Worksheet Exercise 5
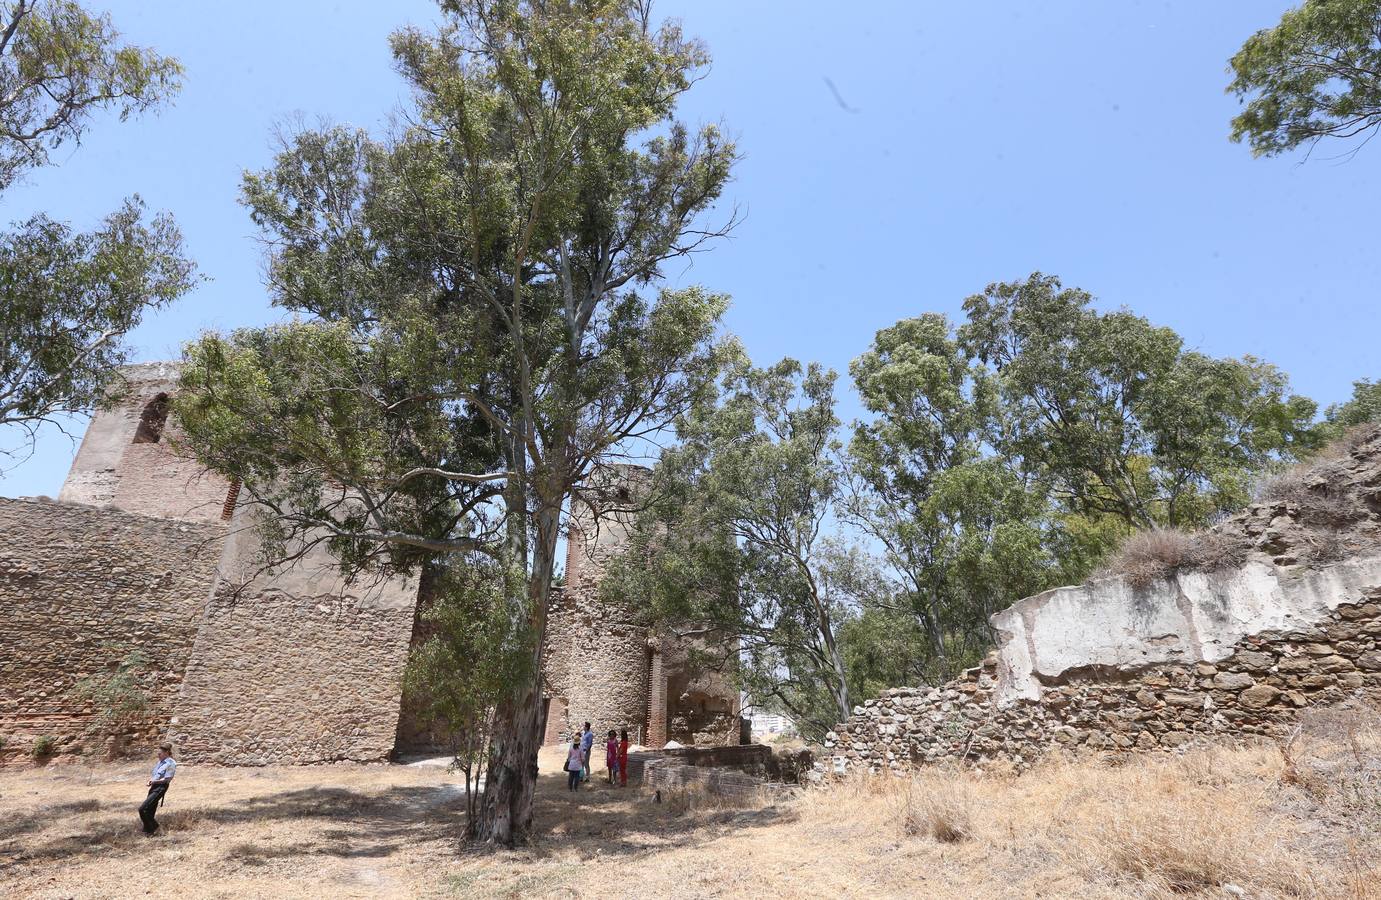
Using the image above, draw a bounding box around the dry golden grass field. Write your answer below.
[2,712,1379,900]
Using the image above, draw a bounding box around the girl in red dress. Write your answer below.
[618,728,630,787]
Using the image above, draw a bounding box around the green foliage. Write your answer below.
[70,646,151,756]
[0,1,192,464]
[0,0,183,189]
[174,0,736,842]
[844,274,1320,685]
[0,199,195,456]
[1326,378,1381,429]
[403,562,529,835]
[958,274,1320,528]
[31,733,54,758]
[606,358,865,739]
[847,310,1074,684]
[1228,0,1381,157]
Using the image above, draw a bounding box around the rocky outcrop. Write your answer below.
[828,426,1381,773]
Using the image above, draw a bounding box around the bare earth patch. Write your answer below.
[2,730,1378,899]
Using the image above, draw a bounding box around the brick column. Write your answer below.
[646,642,667,747]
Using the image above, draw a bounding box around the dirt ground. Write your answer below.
[2,722,1380,900]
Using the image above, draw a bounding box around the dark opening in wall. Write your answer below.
[132,393,171,444]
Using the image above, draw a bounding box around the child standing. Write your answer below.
[566,739,584,792]
[618,728,630,787]
[605,730,618,784]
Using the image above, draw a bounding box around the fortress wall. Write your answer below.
[172,513,420,765]
[0,497,225,759]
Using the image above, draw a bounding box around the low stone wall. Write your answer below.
[828,586,1381,772]
[172,517,419,765]
[0,498,225,760]
[644,759,769,800]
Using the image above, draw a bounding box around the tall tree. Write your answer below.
[846,312,1073,684]
[959,274,1321,529]
[174,0,735,844]
[0,0,192,466]
[1228,0,1381,157]
[605,359,860,737]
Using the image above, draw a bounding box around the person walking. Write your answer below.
[605,729,619,784]
[139,742,177,835]
[579,722,594,782]
[565,738,584,792]
[618,728,630,787]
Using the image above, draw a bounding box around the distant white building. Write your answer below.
[749,712,798,738]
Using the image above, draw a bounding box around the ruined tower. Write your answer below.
[541,465,740,747]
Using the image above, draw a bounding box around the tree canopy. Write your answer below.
[1228,0,1381,157]
[174,0,736,844]
[605,358,863,738]
[0,0,192,467]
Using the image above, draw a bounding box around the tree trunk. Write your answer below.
[475,500,562,845]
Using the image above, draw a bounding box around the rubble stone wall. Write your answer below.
[171,513,420,765]
[829,584,1381,772]
[0,498,225,759]
[830,428,1381,773]
[543,584,651,743]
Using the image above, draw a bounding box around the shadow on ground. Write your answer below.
[1,764,795,877]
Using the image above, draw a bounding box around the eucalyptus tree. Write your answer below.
[174,0,735,844]
[606,359,861,737]
[0,0,192,465]
[1326,378,1381,429]
[847,277,1322,682]
[846,313,1069,683]
[958,274,1321,530]
[1228,0,1381,158]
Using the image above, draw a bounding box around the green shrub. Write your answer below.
[32,735,55,758]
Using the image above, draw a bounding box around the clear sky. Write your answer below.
[3,0,1378,498]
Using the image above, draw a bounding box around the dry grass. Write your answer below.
[1101,527,1252,588]
[2,716,1380,899]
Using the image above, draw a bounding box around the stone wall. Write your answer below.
[0,497,225,760]
[58,362,232,524]
[171,512,420,765]
[829,586,1381,772]
[829,428,1381,773]
[543,584,652,743]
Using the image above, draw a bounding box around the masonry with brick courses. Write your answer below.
[0,497,224,756]
[828,427,1381,773]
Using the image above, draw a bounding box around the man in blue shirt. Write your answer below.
[139,742,177,835]
[579,722,594,782]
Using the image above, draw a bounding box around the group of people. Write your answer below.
[563,721,630,791]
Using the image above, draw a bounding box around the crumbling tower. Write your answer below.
[58,362,233,524]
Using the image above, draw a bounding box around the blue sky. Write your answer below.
[3,0,1378,498]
